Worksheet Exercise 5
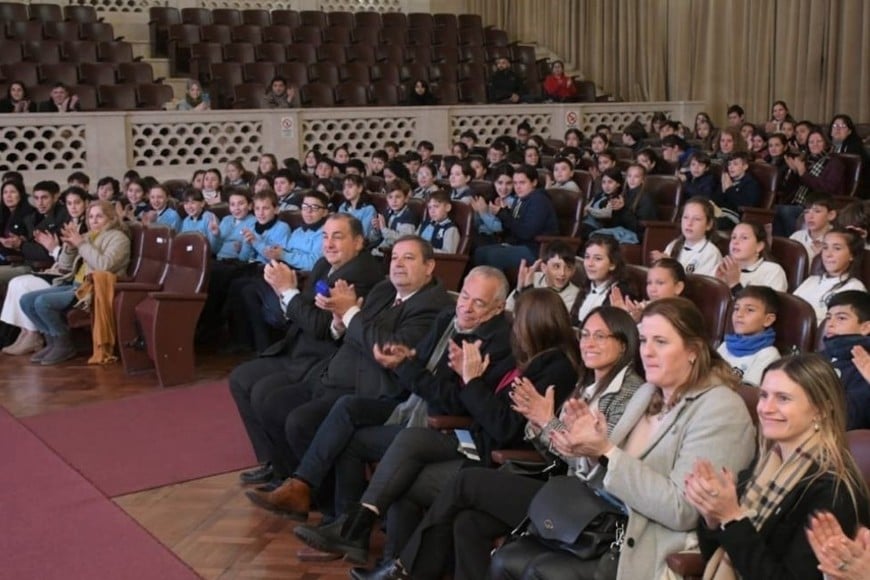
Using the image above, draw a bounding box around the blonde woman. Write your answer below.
[20,201,130,365]
[687,354,870,579]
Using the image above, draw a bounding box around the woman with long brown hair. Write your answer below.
[689,353,869,579]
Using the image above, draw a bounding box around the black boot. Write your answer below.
[350,559,411,580]
[293,503,376,564]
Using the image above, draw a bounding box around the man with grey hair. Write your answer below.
[246,266,515,538]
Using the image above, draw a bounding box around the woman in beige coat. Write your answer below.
[490,297,756,580]
[19,200,130,365]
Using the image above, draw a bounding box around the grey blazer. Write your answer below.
[600,382,756,580]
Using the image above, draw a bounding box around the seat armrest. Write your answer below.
[427,415,473,430]
[116,282,162,292]
[665,552,705,577]
[491,449,545,465]
[147,291,207,302]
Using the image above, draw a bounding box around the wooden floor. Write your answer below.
[0,348,360,579]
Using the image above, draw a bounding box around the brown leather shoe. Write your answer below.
[244,477,310,520]
[295,547,342,562]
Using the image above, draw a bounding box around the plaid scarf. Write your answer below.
[703,432,821,580]
[793,155,828,205]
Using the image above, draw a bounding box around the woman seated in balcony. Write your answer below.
[0,81,36,113]
[689,353,869,580]
[176,79,210,111]
[18,201,130,365]
[543,61,577,102]
[407,80,436,106]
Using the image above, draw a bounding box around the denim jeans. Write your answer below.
[19,284,76,337]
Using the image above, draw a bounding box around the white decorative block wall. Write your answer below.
[0,124,87,171]
[131,120,263,167]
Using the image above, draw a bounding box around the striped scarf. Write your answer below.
[703,432,821,580]
[793,155,828,205]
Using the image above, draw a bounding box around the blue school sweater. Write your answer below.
[181,210,220,253]
[215,214,257,261]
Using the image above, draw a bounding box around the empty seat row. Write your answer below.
[0,39,137,65]
[1,61,158,88]
[4,20,115,42]
[0,2,98,24]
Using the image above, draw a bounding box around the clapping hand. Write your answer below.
[716,256,742,288]
[34,230,59,252]
[516,258,542,289]
[509,376,554,428]
[208,215,220,236]
[60,221,84,247]
[241,227,255,244]
[458,339,489,384]
[470,195,489,214]
[263,259,296,294]
[683,459,741,530]
[548,399,610,458]
[807,512,870,579]
[851,346,870,384]
[314,279,359,317]
[373,342,415,369]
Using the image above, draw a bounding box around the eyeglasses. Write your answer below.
[831,123,849,129]
[579,331,616,343]
[300,203,326,211]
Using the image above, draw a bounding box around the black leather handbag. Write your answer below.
[493,475,626,578]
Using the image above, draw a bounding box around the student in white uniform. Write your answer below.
[788,192,836,261]
[653,196,723,276]
[794,227,867,325]
[717,221,788,294]
[573,233,636,324]
[717,286,781,386]
[506,241,579,314]
[611,257,686,322]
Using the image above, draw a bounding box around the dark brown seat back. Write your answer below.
[770,236,808,292]
[162,232,209,294]
[683,274,731,344]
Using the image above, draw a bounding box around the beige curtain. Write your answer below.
[462,0,869,125]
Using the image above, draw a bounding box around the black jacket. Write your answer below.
[261,251,386,382]
[322,277,454,400]
[699,468,869,580]
[394,309,515,416]
[461,348,578,467]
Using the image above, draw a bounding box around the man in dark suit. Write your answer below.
[241,235,453,488]
[244,266,514,524]
[230,214,384,486]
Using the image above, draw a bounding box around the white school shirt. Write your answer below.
[575,280,614,324]
[716,343,781,386]
[794,275,867,325]
[789,228,828,261]
[738,259,788,292]
[665,238,723,276]
[505,271,580,314]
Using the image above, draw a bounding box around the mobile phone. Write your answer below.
[315,280,330,297]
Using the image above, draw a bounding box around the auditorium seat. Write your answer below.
[382,12,408,29]
[97,40,135,63]
[64,4,99,24]
[212,8,241,27]
[268,8,297,27]
[118,61,157,84]
[770,236,809,292]
[232,83,265,108]
[132,232,210,388]
[334,81,369,106]
[181,7,212,26]
[275,61,309,87]
[242,9,270,27]
[341,62,371,84]
[354,11,382,29]
[80,22,115,43]
[300,82,335,107]
[23,40,62,64]
[309,61,340,85]
[0,39,21,64]
[300,10,328,28]
[28,3,62,23]
[683,274,731,345]
[287,43,317,65]
[643,175,684,221]
[408,13,434,30]
[38,62,78,86]
[0,2,28,22]
[200,24,232,45]
[231,24,263,45]
[369,80,399,106]
[293,25,323,46]
[79,62,117,86]
[352,26,380,47]
[243,62,275,85]
[323,25,352,46]
[97,83,138,110]
[137,83,173,110]
[44,21,81,43]
[317,42,347,65]
[263,24,293,44]
[148,6,181,58]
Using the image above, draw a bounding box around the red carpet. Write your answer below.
[0,407,200,580]
[23,380,256,497]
